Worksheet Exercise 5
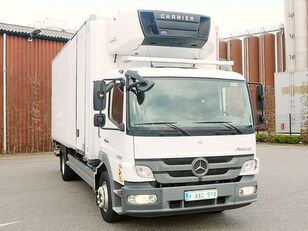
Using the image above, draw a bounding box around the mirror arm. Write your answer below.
[106,82,114,92]
[126,81,139,91]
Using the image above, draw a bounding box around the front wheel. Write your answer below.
[97,171,121,223]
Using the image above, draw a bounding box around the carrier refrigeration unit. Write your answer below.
[52,10,263,222]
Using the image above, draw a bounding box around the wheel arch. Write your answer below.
[95,151,123,210]
[95,151,114,191]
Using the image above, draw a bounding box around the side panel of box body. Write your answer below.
[52,36,77,148]
[52,17,117,158]
[76,24,86,152]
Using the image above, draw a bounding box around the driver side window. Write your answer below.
[109,84,124,125]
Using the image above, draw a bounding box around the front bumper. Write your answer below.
[120,175,257,217]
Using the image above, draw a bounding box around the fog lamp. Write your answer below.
[127,194,157,205]
[239,186,257,196]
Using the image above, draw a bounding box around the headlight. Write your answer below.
[239,158,259,175]
[127,194,157,205]
[135,165,154,178]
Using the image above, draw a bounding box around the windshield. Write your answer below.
[128,77,254,136]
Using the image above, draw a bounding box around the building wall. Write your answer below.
[0,34,3,152]
[259,34,276,88]
[284,0,308,72]
[228,39,243,74]
[219,41,227,60]
[1,34,65,153]
[243,36,260,125]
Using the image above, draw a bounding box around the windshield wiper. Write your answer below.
[194,121,243,134]
[133,122,191,136]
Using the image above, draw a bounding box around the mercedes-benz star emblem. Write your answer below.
[192,158,209,177]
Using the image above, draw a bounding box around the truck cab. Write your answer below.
[52,10,263,222]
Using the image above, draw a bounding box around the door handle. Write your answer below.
[104,139,109,143]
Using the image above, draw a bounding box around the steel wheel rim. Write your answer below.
[98,182,109,212]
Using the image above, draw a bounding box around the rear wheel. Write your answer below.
[60,151,76,181]
[97,171,121,223]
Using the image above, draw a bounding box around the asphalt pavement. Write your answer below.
[0,144,308,231]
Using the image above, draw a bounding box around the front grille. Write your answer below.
[163,156,233,165]
[168,197,227,209]
[149,176,242,188]
[136,154,253,185]
[169,200,181,209]
[184,196,226,208]
[168,168,230,178]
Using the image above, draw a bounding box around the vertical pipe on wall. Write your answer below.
[276,30,286,72]
[3,33,6,153]
[274,33,278,74]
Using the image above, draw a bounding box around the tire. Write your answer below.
[60,151,76,181]
[97,171,121,223]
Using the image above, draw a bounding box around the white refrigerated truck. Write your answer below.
[52,10,264,222]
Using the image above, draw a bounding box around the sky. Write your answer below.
[0,0,284,34]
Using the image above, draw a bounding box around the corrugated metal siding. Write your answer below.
[259,34,276,88]
[219,41,227,60]
[243,36,259,125]
[0,34,3,152]
[5,35,64,153]
[259,33,276,131]
[229,39,243,74]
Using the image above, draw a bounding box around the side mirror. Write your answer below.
[93,81,106,111]
[94,114,106,127]
[256,85,264,110]
[256,84,265,125]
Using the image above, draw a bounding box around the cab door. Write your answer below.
[100,83,126,184]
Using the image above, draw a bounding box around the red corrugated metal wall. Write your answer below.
[5,35,64,153]
[259,33,276,131]
[219,41,227,60]
[259,34,275,88]
[229,39,243,74]
[0,35,3,152]
[244,36,259,125]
